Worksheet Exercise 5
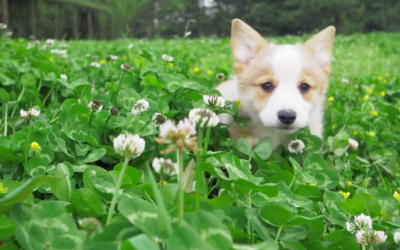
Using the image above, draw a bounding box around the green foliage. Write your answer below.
[0,32,400,250]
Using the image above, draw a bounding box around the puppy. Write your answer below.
[217,19,335,148]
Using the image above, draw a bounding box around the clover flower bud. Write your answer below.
[287,139,305,154]
[88,100,103,113]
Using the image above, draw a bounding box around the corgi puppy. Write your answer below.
[217,19,335,148]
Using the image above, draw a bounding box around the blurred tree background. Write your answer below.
[1,0,400,39]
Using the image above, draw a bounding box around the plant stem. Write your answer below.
[177,150,184,227]
[195,127,204,210]
[4,103,8,136]
[377,163,390,192]
[105,115,111,124]
[275,226,283,242]
[203,127,211,154]
[108,62,114,83]
[163,61,168,73]
[88,110,94,127]
[144,165,173,237]
[113,72,125,105]
[247,192,254,244]
[23,120,33,178]
[106,157,130,225]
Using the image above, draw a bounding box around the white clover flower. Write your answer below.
[113,134,145,159]
[110,55,118,60]
[90,62,101,68]
[0,23,7,29]
[60,74,68,81]
[152,113,166,126]
[189,108,219,128]
[349,138,359,150]
[287,139,305,154]
[346,222,357,233]
[394,231,400,245]
[45,39,55,46]
[50,49,67,55]
[203,95,225,108]
[341,78,349,84]
[155,118,198,153]
[88,100,103,113]
[177,118,197,136]
[159,120,178,139]
[356,230,387,246]
[20,108,40,119]
[356,230,367,245]
[5,31,12,37]
[152,157,179,176]
[131,99,149,115]
[162,54,173,62]
[354,213,373,231]
[120,64,132,72]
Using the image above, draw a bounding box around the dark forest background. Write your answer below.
[2,0,400,40]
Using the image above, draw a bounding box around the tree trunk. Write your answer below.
[1,0,8,25]
[54,5,59,39]
[147,0,155,39]
[72,8,78,39]
[87,9,93,39]
[30,0,36,37]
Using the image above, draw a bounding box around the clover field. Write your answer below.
[1,32,400,250]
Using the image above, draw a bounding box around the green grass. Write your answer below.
[1,31,400,250]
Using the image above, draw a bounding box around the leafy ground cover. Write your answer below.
[1,31,400,250]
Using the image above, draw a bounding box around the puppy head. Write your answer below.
[231,19,335,132]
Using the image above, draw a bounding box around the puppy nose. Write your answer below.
[277,109,296,125]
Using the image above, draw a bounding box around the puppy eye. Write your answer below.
[261,82,274,92]
[299,83,310,93]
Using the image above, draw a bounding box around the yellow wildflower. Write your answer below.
[378,76,383,81]
[370,110,378,116]
[368,131,375,137]
[49,57,54,62]
[366,88,373,94]
[100,59,106,64]
[328,96,334,102]
[309,183,317,186]
[380,91,385,96]
[383,79,387,84]
[193,67,200,73]
[353,130,358,136]
[207,70,213,75]
[30,141,41,151]
[338,190,350,199]
[169,63,174,67]
[347,181,353,186]
[393,191,400,202]
[235,99,241,108]
[0,182,8,194]
[385,73,389,77]
[362,95,369,101]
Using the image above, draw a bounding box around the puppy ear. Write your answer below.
[305,26,336,74]
[231,19,267,68]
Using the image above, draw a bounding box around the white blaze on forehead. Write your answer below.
[268,45,304,85]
